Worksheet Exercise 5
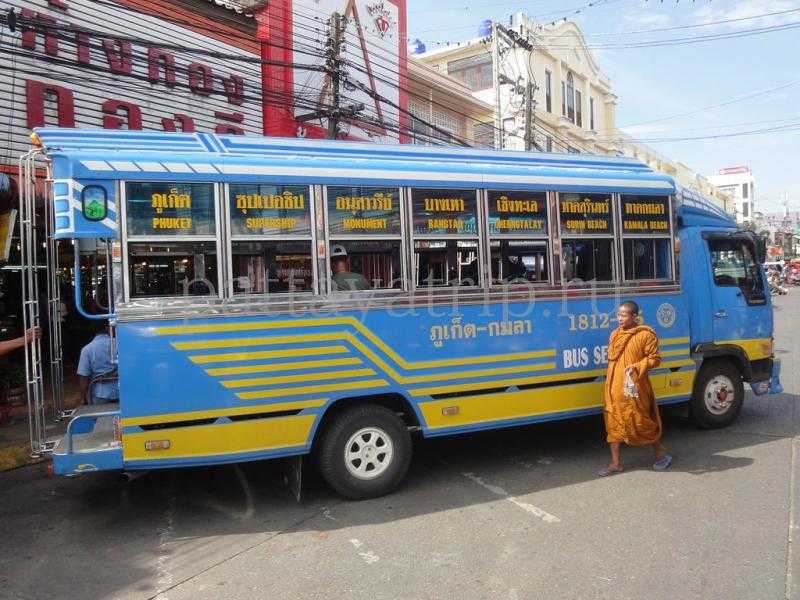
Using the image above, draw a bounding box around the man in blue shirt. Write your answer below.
[77,321,118,404]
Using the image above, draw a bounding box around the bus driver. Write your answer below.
[330,245,371,291]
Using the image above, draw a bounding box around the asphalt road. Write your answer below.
[2,295,799,600]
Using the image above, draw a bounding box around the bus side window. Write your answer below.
[622,239,672,281]
[620,195,673,283]
[557,192,615,283]
[487,190,549,285]
[125,182,218,298]
[228,184,313,295]
[411,188,480,287]
[326,186,403,291]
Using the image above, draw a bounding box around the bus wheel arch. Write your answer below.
[312,393,418,500]
[690,357,745,429]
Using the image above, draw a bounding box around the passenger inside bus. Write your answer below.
[330,244,371,291]
[77,320,118,405]
[562,240,613,282]
[415,240,479,286]
[490,240,549,284]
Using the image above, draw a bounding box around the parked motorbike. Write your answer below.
[768,271,789,295]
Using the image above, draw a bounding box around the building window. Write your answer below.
[408,101,461,145]
[545,70,552,113]
[473,122,495,148]
[742,183,749,198]
[575,90,582,128]
[743,201,749,218]
[590,97,595,130]
[566,72,575,123]
[546,136,553,152]
[561,81,566,116]
[447,55,493,91]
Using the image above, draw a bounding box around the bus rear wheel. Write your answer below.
[690,360,744,429]
[316,404,412,500]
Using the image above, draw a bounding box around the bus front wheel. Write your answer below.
[316,404,412,500]
[690,360,744,429]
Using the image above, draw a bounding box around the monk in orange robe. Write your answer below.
[598,301,672,476]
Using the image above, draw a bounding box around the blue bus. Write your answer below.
[19,129,781,499]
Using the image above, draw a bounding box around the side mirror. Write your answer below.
[755,236,767,264]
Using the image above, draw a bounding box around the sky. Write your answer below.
[405,0,800,214]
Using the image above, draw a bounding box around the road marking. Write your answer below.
[358,551,380,564]
[786,436,798,600]
[461,472,561,523]
[350,538,381,564]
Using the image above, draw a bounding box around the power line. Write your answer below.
[615,121,800,144]
[618,79,800,129]
[2,5,590,152]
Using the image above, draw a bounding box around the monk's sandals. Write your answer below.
[653,453,673,471]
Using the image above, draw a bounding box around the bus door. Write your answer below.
[706,234,769,345]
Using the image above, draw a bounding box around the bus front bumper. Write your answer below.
[750,358,783,396]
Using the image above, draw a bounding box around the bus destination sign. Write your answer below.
[412,189,478,235]
[559,193,612,235]
[126,182,216,236]
[327,187,401,236]
[621,196,670,234]
[488,191,547,235]
[229,184,311,236]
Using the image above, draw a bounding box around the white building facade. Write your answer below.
[707,166,756,223]
[416,13,619,155]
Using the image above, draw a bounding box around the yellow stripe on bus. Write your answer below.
[409,358,695,398]
[176,330,557,385]
[410,368,607,397]
[173,332,343,350]
[122,398,328,427]
[206,357,362,376]
[122,415,316,461]
[189,345,350,364]
[660,348,690,357]
[158,317,556,370]
[716,338,772,361]
[339,334,555,384]
[419,371,696,430]
[221,368,377,389]
[235,378,389,400]
[660,337,690,346]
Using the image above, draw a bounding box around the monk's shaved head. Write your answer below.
[619,301,640,315]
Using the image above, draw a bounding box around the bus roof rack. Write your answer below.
[33,128,676,196]
[677,186,736,228]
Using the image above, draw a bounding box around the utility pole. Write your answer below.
[296,13,361,139]
[492,22,502,149]
[326,12,345,139]
[524,80,534,151]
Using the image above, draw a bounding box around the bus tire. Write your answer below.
[690,360,744,429]
[316,404,412,500]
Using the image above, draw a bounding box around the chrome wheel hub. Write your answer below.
[704,375,736,415]
[344,427,394,480]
